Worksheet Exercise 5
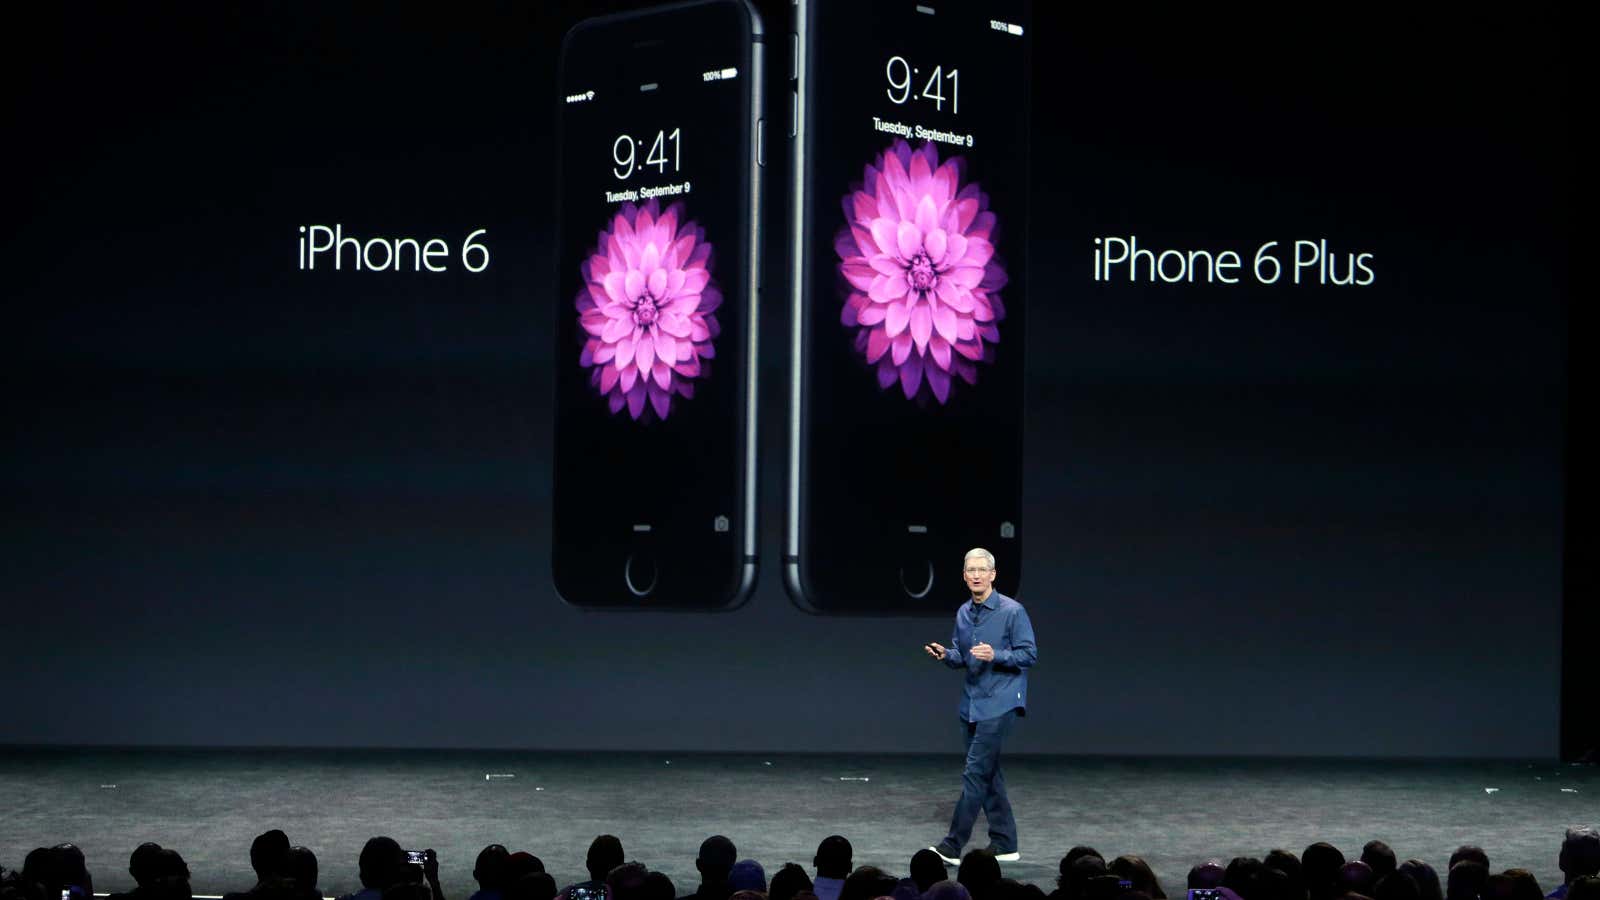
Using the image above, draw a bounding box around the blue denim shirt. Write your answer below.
[943,591,1036,722]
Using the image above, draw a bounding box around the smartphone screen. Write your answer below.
[554,0,761,608]
[788,0,1029,613]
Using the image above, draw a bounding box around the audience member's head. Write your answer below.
[1063,855,1110,900]
[586,837,625,884]
[1109,857,1166,900]
[607,862,651,900]
[839,867,897,900]
[1339,862,1376,899]
[57,844,92,895]
[891,878,922,900]
[1223,859,1264,899]
[1372,872,1419,900]
[1066,850,1106,870]
[1446,863,1488,900]
[729,861,767,895]
[359,838,406,891]
[698,838,739,886]
[21,845,91,897]
[1100,851,1164,896]
[1251,866,1295,900]
[474,846,511,894]
[643,872,677,900]
[728,892,765,900]
[150,875,193,900]
[251,832,293,883]
[287,847,318,894]
[1263,852,1304,900]
[130,843,165,888]
[957,852,1002,900]
[924,881,973,900]
[1566,877,1599,900]
[1448,851,1489,874]
[503,873,555,900]
[911,851,948,894]
[153,851,190,885]
[771,863,814,900]
[1187,863,1227,891]
[1482,875,1512,900]
[506,854,544,881]
[22,848,53,891]
[1083,876,1129,900]
[817,838,854,881]
[1303,846,1346,900]
[1396,863,1440,900]
[1496,871,1542,900]
[1362,846,1397,883]
[1562,829,1600,884]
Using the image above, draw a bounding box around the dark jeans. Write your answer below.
[943,708,1018,851]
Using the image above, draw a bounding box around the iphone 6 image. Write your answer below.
[553,0,763,608]
[786,0,1029,613]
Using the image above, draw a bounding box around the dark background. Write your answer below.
[2,3,1570,756]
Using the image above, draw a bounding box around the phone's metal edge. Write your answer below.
[1011,0,1032,602]
[733,0,765,607]
[782,0,816,610]
[549,14,584,611]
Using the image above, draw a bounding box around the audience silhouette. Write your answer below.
[3,828,1594,900]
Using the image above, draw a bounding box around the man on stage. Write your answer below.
[922,548,1037,865]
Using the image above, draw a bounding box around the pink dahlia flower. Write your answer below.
[836,139,1007,404]
[576,199,720,420]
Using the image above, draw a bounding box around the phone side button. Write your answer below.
[757,117,765,167]
[789,88,797,138]
[624,551,658,598]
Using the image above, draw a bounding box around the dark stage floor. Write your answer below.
[1,750,1592,899]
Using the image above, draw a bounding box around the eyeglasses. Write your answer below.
[963,566,992,575]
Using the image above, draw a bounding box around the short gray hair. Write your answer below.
[963,547,995,570]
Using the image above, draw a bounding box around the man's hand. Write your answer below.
[971,642,995,662]
[924,642,947,660]
[423,849,439,883]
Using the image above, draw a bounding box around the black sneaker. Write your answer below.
[930,842,961,865]
[985,845,1020,862]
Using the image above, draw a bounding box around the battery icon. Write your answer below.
[1006,23,1023,35]
[720,67,738,79]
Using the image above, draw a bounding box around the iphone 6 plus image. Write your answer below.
[786,0,1029,613]
[553,0,763,609]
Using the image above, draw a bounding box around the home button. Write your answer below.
[899,558,935,599]
[624,550,658,598]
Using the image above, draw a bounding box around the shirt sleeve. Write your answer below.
[943,614,966,668]
[995,605,1037,670]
